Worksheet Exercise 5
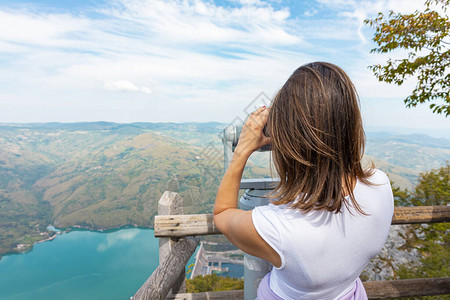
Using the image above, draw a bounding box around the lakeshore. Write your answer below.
[0,228,160,300]
[0,226,244,300]
[1,224,153,260]
[3,231,63,260]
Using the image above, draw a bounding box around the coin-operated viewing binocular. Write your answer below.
[222,114,271,171]
[221,114,279,300]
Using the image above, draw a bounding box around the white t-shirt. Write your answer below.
[252,169,394,300]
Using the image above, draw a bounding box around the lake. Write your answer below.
[0,228,242,300]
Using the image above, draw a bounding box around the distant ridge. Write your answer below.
[0,122,227,136]
[0,122,448,258]
[366,131,450,149]
[2,122,449,145]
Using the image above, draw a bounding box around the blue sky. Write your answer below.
[0,0,449,137]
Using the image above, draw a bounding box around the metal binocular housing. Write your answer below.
[222,121,271,171]
[222,113,271,154]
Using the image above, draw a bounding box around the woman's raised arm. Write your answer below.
[213,107,281,268]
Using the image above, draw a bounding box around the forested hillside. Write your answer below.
[0,122,448,258]
[0,122,265,257]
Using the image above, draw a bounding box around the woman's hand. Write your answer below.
[235,106,271,157]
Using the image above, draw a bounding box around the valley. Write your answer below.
[0,122,448,258]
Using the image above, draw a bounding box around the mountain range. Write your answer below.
[0,122,448,258]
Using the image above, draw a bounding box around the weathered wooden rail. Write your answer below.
[154,205,450,238]
[132,192,450,300]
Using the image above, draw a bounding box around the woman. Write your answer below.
[213,62,394,300]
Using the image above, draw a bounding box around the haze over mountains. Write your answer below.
[0,122,448,257]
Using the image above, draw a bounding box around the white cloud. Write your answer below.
[236,0,268,6]
[104,80,152,94]
[97,229,140,252]
[103,0,299,45]
[307,0,426,44]
[0,2,309,102]
[304,9,318,17]
[0,10,91,48]
[141,87,152,94]
[0,0,448,134]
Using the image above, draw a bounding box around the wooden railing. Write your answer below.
[132,191,450,300]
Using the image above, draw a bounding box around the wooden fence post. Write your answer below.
[133,236,199,300]
[158,191,187,296]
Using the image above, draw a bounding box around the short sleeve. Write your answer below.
[252,205,285,269]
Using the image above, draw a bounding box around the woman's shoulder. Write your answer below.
[253,202,285,217]
[358,169,393,195]
[252,202,295,224]
[356,168,394,214]
[366,169,390,185]
[253,201,307,224]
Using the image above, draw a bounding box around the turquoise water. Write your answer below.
[0,228,162,300]
[212,263,243,279]
[0,228,243,300]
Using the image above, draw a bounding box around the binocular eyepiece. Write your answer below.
[222,113,271,170]
[222,114,271,153]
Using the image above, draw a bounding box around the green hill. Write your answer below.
[0,123,267,257]
[0,123,448,258]
[365,132,450,172]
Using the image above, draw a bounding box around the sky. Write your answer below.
[0,0,449,137]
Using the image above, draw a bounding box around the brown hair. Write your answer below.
[268,62,373,214]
